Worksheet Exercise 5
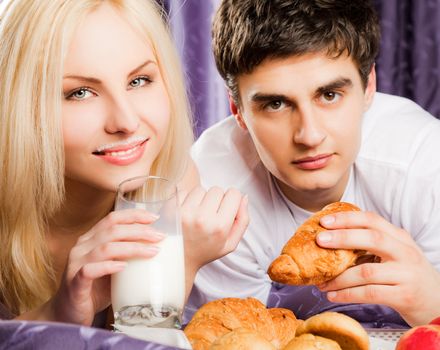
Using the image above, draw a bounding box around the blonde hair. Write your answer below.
[0,0,193,315]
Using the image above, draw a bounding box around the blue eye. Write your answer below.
[129,76,151,89]
[66,88,94,101]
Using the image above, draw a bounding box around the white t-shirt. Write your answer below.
[186,92,440,318]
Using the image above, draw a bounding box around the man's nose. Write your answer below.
[293,108,326,147]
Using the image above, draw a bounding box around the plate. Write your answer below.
[369,336,396,350]
[367,328,406,350]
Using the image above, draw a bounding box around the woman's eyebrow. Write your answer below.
[63,60,157,83]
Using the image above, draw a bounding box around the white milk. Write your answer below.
[111,234,185,314]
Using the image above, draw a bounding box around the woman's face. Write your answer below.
[62,3,170,192]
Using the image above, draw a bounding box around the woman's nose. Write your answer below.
[104,96,140,134]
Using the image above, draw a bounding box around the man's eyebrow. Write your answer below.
[63,60,156,84]
[316,78,353,95]
[250,93,289,104]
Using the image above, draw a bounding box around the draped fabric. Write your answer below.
[165,0,229,137]
[164,0,440,136]
[267,284,408,329]
[0,321,182,350]
[372,0,440,119]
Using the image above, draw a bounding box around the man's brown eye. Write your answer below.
[267,100,283,110]
[324,91,336,101]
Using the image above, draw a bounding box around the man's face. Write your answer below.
[233,52,375,208]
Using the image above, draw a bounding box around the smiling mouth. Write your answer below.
[92,139,148,156]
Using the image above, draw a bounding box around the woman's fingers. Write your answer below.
[181,185,248,267]
[86,241,160,262]
[73,261,127,285]
[78,209,159,243]
[223,194,249,253]
[181,186,207,209]
[217,188,243,220]
[198,187,226,214]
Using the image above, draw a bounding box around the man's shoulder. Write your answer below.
[191,116,260,188]
[360,92,440,166]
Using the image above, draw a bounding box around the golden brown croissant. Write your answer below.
[268,202,365,285]
[184,297,300,350]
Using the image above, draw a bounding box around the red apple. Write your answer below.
[396,325,440,350]
[430,317,440,326]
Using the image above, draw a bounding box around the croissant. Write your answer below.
[184,297,300,350]
[268,202,365,285]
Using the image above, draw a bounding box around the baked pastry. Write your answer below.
[184,297,299,350]
[295,312,369,350]
[268,202,365,285]
[209,328,276,350]
[269,307,302,348]
[283,333,342,350]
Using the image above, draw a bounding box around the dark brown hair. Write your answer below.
[212,0,381,105]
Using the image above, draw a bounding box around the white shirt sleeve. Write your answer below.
[398,119,440,270]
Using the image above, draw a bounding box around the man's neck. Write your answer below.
[275,171,350,213]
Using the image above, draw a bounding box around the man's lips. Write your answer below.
[292,153,333,170]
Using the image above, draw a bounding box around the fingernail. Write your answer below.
[320,215,335,226]
[318,232,332,243]
[243,194,249,204]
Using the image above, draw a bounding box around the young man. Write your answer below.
[186,0,440,328]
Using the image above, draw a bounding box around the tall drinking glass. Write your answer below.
[111,176,185,329]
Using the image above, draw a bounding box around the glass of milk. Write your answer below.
[111,175,185,329]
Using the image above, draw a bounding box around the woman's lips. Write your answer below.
[292,153,333,170]
[93,139,148,166]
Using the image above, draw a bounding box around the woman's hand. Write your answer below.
[48,209,164,326]
[316,210,440,326]
[181,186,249,274]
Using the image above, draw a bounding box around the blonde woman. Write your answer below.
[0,0,248,327]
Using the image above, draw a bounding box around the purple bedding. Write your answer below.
[0,283,409,349]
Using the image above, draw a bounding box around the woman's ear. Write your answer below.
[228,93,247,130]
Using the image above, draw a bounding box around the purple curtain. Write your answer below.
[164,0,229,137]
[372,0,440,119]
[164,0,440,136]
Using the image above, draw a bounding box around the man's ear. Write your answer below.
[228,93,248,130]
[364,65,377,111]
